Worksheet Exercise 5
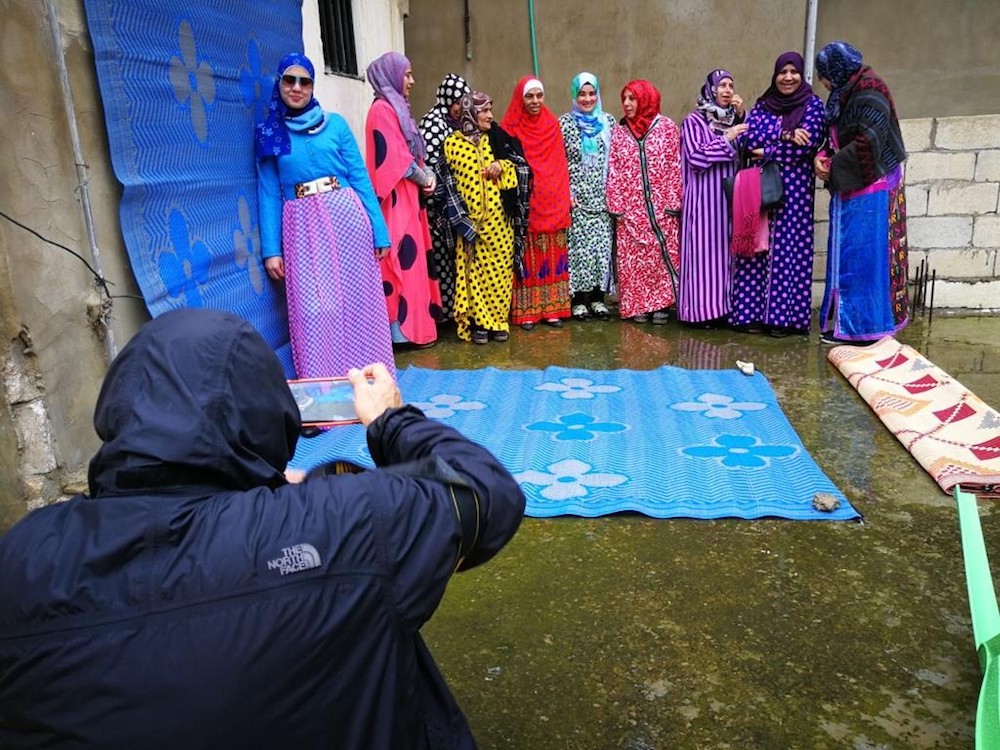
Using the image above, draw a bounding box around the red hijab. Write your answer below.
[622,80,662,139]
[500,76,570,232]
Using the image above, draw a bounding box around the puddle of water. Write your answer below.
[411,315,998,749]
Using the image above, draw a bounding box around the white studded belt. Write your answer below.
[294,175,341,198]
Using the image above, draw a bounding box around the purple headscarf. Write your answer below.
[696,68,739,134]
[755,51,814,132]
[366,51,426,160]
[254,53,321,161]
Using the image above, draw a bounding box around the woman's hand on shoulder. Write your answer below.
[264,256,285,281]
[726,123,749,142]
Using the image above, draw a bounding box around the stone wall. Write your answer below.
[813,114,1000,312]
[0,0,130,530]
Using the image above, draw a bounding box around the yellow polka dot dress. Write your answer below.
[442,130,518,341]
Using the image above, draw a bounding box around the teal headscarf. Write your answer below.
[570,72,611,169]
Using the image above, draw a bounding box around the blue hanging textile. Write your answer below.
[83,0,305,374]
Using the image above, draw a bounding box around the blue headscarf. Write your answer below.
[570,72,611,169]
[815,41,864,121]
[254,53,322,161]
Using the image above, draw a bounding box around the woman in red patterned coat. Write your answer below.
[607,80,683,324]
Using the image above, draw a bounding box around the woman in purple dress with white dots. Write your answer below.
[730,51,826,337]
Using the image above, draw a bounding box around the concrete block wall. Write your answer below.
[812,114,1000,312]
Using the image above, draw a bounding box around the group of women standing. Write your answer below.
[255,40,909,379]
[681,47,908,342]
[433,72,687,340]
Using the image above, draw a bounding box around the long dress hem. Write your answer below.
[820,164,909,341]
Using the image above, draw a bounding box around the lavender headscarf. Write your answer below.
[815,41,864,121]
[755,51,814,132]
[254,53,321,161]
[696,68,739,134]
[367,51,426,160]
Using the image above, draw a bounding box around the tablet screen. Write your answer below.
[287,378,359,425]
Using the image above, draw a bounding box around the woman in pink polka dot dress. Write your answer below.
[364,52,442,348]
[729,51,826,337]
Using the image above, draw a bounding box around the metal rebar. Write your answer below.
[919,258,928,313]
[46,0,117,360]
[803,0,819,83]
[927,268,937,323]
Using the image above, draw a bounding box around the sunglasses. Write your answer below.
[281,74,314,88]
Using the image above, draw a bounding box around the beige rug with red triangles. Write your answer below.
[829,336,1000,497]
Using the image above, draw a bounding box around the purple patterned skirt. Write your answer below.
[282,187,396,379]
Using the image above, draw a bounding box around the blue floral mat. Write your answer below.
[290,366,860,521]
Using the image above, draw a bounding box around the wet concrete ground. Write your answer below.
[397,313,1000,749]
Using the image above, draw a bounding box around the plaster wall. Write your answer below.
[303,0,408,147]
[816,0,1000,119]
[404,0,805,126]
[405,0,1000,125]
[0,248,25,531]
[0,0,147,521]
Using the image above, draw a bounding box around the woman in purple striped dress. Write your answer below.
[679,69,748,327]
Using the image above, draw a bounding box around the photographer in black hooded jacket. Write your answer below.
[0,308,524,749]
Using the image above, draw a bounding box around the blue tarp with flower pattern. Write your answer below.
[84,0,302,373]
[290,366,860,520]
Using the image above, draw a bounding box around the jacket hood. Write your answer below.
[88,309,301,497]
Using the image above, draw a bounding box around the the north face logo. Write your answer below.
[267,544,322,576]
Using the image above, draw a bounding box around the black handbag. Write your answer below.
[723,159,784,210]
[758,161,784,209]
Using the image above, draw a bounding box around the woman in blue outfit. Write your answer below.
[814,41,909,344]
[256,53,396,378]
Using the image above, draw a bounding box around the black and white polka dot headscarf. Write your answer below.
[419,74,471,167]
